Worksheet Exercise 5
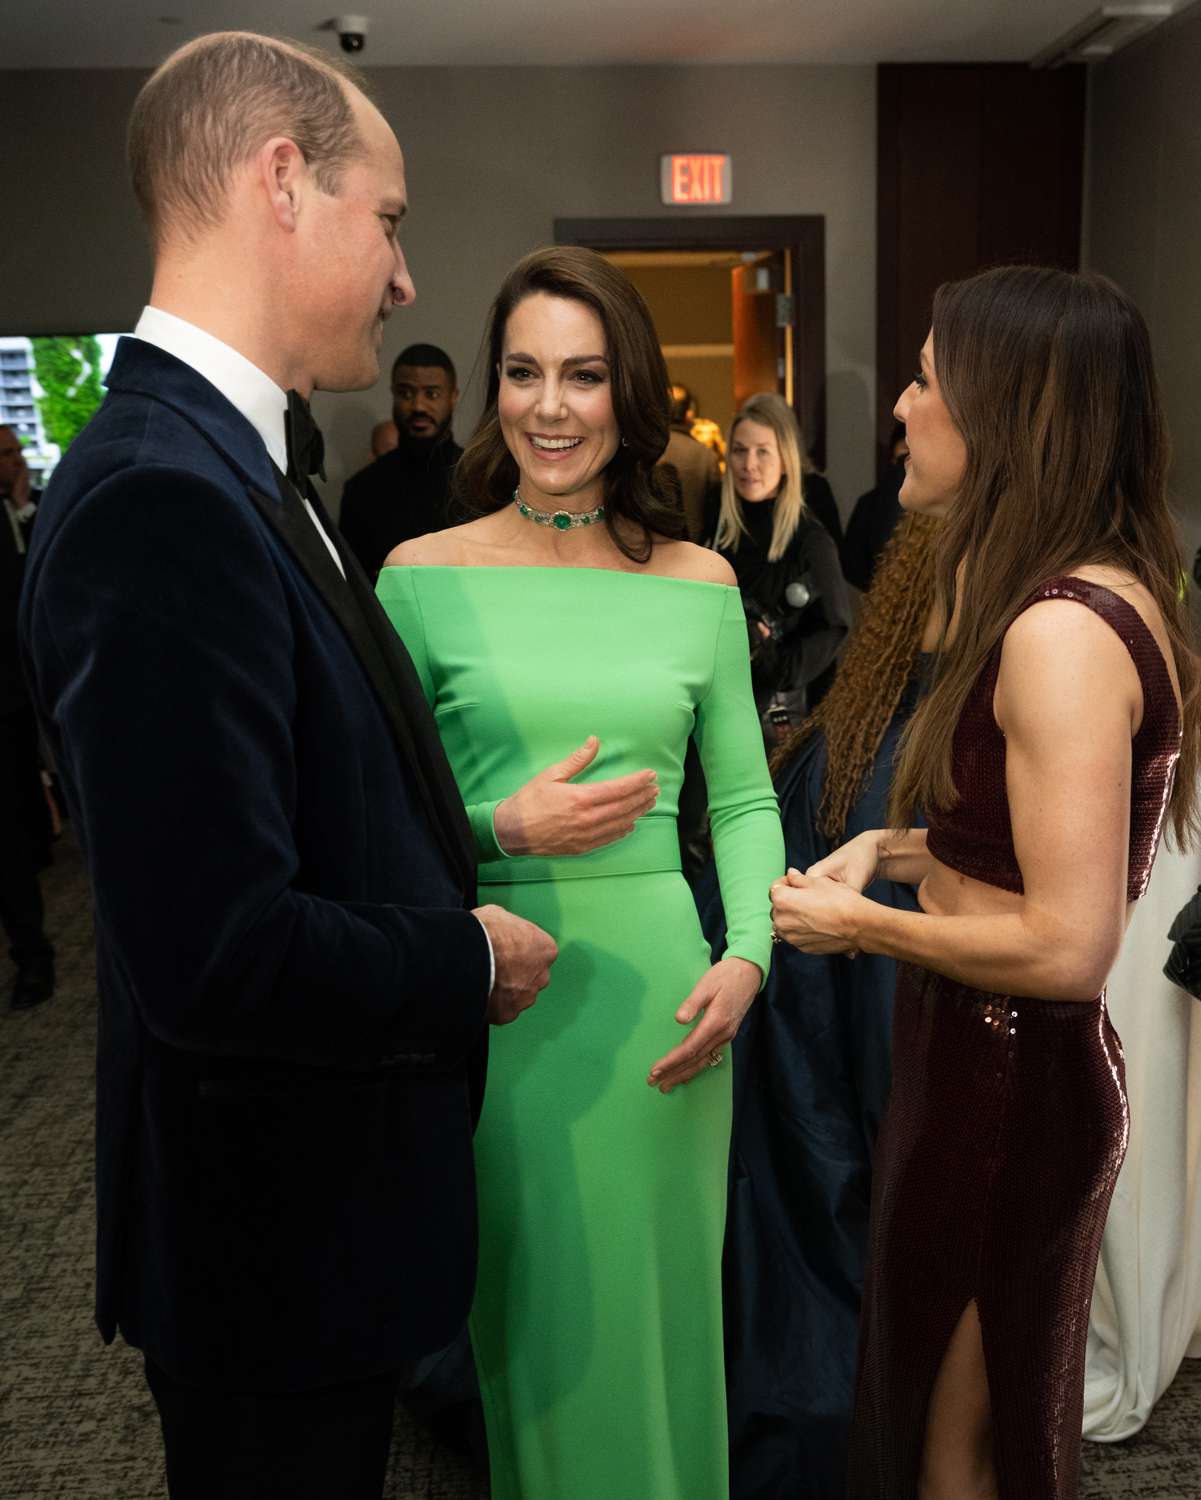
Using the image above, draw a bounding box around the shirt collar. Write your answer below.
[132,306,289,475]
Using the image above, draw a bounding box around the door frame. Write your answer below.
[554,216,826,468]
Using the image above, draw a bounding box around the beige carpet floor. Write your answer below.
[2,830,1197,1498]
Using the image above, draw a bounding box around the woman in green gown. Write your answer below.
[376,247,784,1500]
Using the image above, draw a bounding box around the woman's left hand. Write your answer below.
[770,868,868,954]
[646,957,762,1093]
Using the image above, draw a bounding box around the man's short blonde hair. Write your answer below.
[128,31,367,245]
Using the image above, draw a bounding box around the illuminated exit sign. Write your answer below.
[660,154,732,206]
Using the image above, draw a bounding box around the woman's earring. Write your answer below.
[621,437,630,448]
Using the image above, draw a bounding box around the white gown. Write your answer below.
[1084,835,1201,1440]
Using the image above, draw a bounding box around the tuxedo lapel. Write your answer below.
[247,470,476,895]
[308,481,479,896]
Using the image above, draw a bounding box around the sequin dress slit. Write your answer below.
[847,579,1182,1500]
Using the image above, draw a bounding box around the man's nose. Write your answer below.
[391,244,416,308]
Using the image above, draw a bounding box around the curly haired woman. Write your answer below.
[700,514,940,1498]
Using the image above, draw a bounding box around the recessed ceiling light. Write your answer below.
[1032,3,1173,67]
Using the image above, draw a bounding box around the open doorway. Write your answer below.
[554,216,825,467]
[601,249,789,458]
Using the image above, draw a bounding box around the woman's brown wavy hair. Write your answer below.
[771,514,939,839]
[454,246,687,563]
[888,265,1199,846]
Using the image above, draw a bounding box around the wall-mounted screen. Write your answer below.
[0,333,124,489]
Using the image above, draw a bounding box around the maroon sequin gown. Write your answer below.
[847,578,1182,1500]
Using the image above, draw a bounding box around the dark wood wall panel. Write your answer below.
[877,63,1087,467]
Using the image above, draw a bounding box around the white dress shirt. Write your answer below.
[4,497,32,555]
[132,307,344,577]
[132,307,495,992]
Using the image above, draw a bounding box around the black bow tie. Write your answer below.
[284,389,326,485]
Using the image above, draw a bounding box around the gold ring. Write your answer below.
[708,1050,723,1068]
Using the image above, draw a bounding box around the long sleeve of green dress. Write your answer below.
[694,583,784,979]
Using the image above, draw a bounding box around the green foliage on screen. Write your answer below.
[30,336,105,451]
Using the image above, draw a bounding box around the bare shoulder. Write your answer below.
[1068,565,1179,675]
[1002,594,1135,670]
[383,532,457,568]
[647,539,737,586]
[998,597,1141,730]
[382,517,494,569]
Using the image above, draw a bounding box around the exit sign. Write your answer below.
[661,154,732,206]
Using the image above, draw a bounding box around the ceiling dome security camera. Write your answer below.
[333,14,368,53]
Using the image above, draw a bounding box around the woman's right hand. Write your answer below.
[805,829,883,892]
[494,736,660,857]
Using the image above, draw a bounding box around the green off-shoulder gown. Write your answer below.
[377,565,783,1500]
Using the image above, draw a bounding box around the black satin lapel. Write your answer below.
[247,475,473,893]
[249,471,354,608]
[307,488,477,893]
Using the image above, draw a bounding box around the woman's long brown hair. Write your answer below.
[888,265,1200,846]
[454,246,687,563]
[772,514,939,839]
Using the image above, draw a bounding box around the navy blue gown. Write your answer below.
[695,666,928,1499]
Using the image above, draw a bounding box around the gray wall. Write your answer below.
[0,64,876,516]
[1084,4,1201,556]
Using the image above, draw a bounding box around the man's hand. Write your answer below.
[474,904,558,1025]
[493,736,659,857]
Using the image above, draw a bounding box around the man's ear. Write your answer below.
[258,136,307,231]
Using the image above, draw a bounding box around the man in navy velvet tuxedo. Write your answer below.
[19,32,556,1499]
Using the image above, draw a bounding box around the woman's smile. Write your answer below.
[525,432,586,458]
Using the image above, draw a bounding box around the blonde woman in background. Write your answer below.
[711,393,852,743]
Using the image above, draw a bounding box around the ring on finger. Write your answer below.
[707,1050,723,1068]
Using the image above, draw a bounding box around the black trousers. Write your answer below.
[145,1358,400,1500]
[0,706,52,964]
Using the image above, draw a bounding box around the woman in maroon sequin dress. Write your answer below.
[771,266,1198,1500]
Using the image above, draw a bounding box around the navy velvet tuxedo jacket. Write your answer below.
[19,337,491,1391]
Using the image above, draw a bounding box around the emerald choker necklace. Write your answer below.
[514,489,605,531]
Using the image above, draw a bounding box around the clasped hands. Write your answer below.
[769,835,880,955]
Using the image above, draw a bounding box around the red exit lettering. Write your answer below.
[662,154,732,206]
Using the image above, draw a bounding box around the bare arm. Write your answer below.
[774,601,1138,1000]
[807,825,935,889]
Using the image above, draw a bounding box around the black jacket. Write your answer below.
[841,463,905,593]
[1,494,37,715]
[340,435,463,579]
[717,502,853,707]
[20,338,491,1392]
[797,471,843,548]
